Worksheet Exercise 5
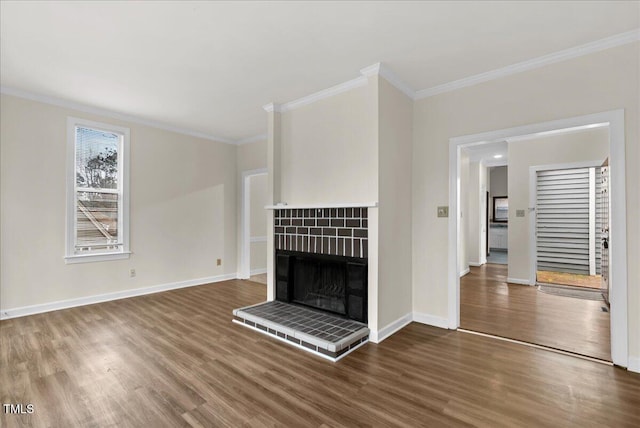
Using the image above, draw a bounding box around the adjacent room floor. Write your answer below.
[2,278,636,427]
[486,249,507,265]
[460,264,611,361]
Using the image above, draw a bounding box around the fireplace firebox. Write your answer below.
[276,250,367,323]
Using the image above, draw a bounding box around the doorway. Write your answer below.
[449,110,628,367]
[240,168,268,281]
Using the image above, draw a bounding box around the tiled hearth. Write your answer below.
[275,207,368,258]
[233,301,369,361]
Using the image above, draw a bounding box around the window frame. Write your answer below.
[65,117,131,263]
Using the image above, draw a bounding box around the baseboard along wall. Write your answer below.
[0,273,237,320]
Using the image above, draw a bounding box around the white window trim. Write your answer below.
[65,117,131,264]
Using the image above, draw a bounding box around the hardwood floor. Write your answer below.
[249,273,267,285]
[461,264,611,361]
[2,279,638,427]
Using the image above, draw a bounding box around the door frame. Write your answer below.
[448,109,628,367]
[239,168,268,279]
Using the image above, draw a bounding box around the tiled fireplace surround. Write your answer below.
[274,207,368,258]
[233,206,370,361]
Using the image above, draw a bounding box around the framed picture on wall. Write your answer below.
[493,196,508,222]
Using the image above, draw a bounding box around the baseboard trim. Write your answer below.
[250,268,267,276]
[468,262,483,267]
[459,268,470,277]
[370,312,413,344]
[412,312,449,329]
[628,357,640,373]
[0,273,237,320]
[507,277,532,286]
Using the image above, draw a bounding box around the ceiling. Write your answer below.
[1,1,638,143]
[464,142,508,166]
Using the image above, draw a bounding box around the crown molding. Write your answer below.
[0,86,237,144]
[262,102,282,113]
[415,29,640,99]
[504,122,609,144]
[236,134,268,145]
[361,62,416,100]
[279,75,368,113]
[359,63,382,77]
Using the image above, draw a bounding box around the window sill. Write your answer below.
[64,251,131,264]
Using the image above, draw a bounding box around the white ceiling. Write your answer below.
[464,141,508,166]
[1,1,638,142]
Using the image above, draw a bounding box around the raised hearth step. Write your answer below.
[232,301,369,361]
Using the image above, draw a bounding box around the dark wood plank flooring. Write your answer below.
[2,278,638,427]
[461,264,611,361]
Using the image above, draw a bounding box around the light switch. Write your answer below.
[516,209,525,217]
[437,206,449,218]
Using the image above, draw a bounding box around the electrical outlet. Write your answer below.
[216,258,222,266]
[516,209,525,217]
[437,206,449,218]
[129,269,136,277]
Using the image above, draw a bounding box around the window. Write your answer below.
[66,117,130,263]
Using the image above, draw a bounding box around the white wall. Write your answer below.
[377,77,413,329]
[1,94,237,311]
[237,139,267,173]
[507,127,609,282]
[412,42,639,359]
[279,84,378,205]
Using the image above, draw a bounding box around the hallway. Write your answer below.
[460,264,611,361]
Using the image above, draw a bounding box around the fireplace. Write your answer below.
[276,250,367,323]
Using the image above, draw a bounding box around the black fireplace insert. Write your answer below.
[275,250,367,323]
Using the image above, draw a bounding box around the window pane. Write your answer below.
[76,126,119,189]
[76,191,120,251]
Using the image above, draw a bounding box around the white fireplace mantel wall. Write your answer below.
[264,71,413,342]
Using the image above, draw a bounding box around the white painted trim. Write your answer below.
[250,236,267,243]
[240,169,268,279]
[448,142,461,329]
[65,251,132,264]
[468,262,483,267]
[370,312,413,344]
[360,63,416,100]
[416,30,640,99]
[459,268,470,277]
[449,109,628,368]
[282,76,368,112]
[265,202,378,210]
[528,160,604,286]
[588,167,596,276]
[0,273,236,320]
[506,123,609,143]
[250,268,267,276]
[262,103,281,113]
[628,357,640,374]
[236,134,267,145]
[263,62,415,115]
[412,312,450,329]
[506,277,531,286]
[1,86,235,144]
